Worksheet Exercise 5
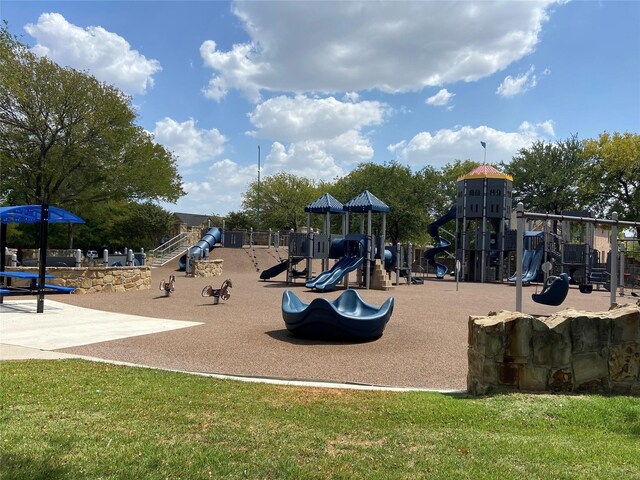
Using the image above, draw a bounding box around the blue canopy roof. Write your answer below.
[304,193,344,213]
[0,205,85,224]
[343,191,390,213]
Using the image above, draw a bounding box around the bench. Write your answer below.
[43,284,75,293]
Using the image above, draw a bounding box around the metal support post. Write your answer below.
[610,212,618,306]
[516,202,524,312]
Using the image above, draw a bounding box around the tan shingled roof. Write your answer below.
[457,164,513,181]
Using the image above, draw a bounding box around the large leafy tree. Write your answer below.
[0,26,183,211]
[242,172,319,231]
[583,132,640,237]
[223,210,254,231]
[502,135,589,217]
[107,201,174,250]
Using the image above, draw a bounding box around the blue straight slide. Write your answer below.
[509,246,543,283]
[306,256,354,289]
[260,258,303,280]
[522,247,544,283]
[314,256,364,292]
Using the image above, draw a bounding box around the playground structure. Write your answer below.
[281,191,394,291]
[180,227,221,272]
[514,203,640,312]
[163,190,410,290]
[281,289,394,341]
[455,165,514,283]
[159,164,639,306]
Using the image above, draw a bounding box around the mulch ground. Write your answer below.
[52,247,637,390]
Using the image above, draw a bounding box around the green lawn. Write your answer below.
[1,360,638,479]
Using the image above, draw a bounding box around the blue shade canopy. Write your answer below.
[0,205,85,224]
[343,190,390,213]
[304,193,344,213]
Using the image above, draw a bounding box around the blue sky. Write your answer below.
[2,1,639,216]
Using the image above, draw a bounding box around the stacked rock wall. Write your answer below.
[191,259,223,277]
[5,266,151,294]
[468,302,640,396]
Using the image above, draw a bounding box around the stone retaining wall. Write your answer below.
[4,266,151,294]
[468,302,640,396]
[191,259,223,277]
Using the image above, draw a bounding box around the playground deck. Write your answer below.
[39,247,638,390]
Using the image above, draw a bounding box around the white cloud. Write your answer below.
[496,65,550,97]
[160,158,257,216]
[153,118,226,168]
[200,40,263,102]
[343,92,360,103]
[201,1,560,101]
[248,95,386,142]
[388,122,556,167]
[158,94,386,216]
[247,95,385,169]
[426,88,455,107]
[24,13,161,95]
[265,142,345,181]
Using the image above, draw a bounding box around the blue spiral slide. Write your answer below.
[424,205,456,279]
[179,227,221,271]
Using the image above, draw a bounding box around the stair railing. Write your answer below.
[150,233,190,261]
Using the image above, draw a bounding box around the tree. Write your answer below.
[0,26,184,212]
[332,161,428,244]
[242,172,319,231]
[583,132,640,237]
[423,159,481,216]
[223,210,253,231]
[502,135,589,219]
[108,201,174,250]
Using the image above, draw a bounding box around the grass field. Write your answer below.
[1,360,639,479]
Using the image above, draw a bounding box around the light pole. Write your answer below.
[257,145,261,231]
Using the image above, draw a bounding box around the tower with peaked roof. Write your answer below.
[456,165,513,282]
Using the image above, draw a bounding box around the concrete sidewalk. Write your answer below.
[0,299,203,360]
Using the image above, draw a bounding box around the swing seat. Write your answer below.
[579,284,593,294]
[532,273,570,306]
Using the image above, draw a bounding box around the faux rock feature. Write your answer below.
[468,302,640,395]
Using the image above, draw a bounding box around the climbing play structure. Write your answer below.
[455,165,514,283]
[281,191,393,291]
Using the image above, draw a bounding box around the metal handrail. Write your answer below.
[150,233,189,259]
